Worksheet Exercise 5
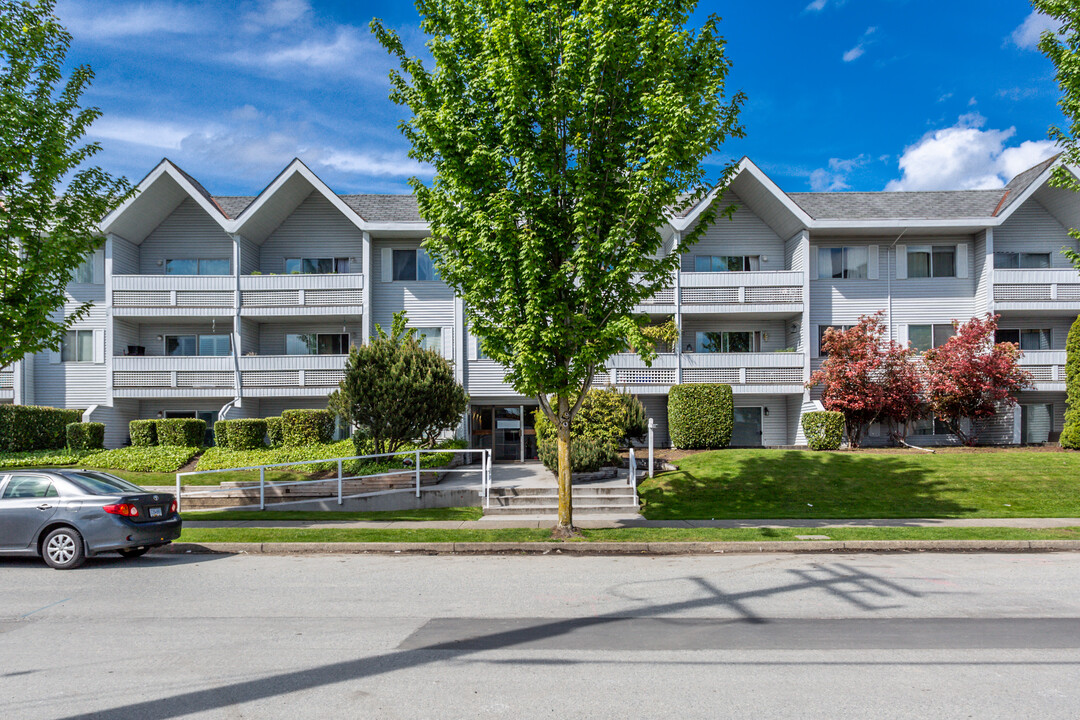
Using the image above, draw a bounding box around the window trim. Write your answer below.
[993,251,1052,270]
[164,258,232,276]
[694,330,760,354]
[818,247,868,280]
[285,332,351,356]
[392,248,438,282]
[906,245,957,279]
[908,323,955,353]
[163,333,233,357]
[62,330,95,363]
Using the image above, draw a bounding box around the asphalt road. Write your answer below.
[2,551,1080,719]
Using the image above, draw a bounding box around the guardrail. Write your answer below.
[175,447,492,512]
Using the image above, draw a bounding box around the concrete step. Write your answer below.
[488,487,635,497]
[487,494,635,507]
[483,503,640,516]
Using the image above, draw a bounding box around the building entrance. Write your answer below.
[470,404,539,462]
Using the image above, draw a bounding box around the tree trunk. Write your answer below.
[555,393,574,535]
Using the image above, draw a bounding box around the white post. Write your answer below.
[175,472,182,513]
[337,458,343,506]
[259,466,265,511]
[647,417,655,479]
[415,449,421,498]
[628,446,635,486]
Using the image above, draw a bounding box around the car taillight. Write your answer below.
[169,500,177,514]
[103,503,139,517]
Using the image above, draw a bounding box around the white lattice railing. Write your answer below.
[0,371,13,388]
[239,355,347,388]
[112,275,235,309]
[240,274,364,308]
[597,352,806,386]
[1018,351,1067,383]
[994,270,1080,302]
[680,271,804,305]
[112,356,236,389]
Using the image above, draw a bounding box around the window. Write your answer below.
[284,257,349,274]
[392,248,437,281]
[414,327,443,354]
[696,331,759,353]
[165,258,230,275]
[996,328,1051,351]
[817,325,853,356]
[994,252,1051,269]
[165,334,231,356]
[285,333,350,355]
[694,255,759,272]
[71,250,103,284]
[908,324,955,352]
[61,330,94,362]
[907,246,955,278]
[911,417,951,436]
[1,475,56,499]
[818,247,868,279]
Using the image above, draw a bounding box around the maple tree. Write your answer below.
[922,314,1031,446]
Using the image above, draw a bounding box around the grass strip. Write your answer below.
[181,507,484,522]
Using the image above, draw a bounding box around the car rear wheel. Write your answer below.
[42,527,86,570]
[118,547,151,558]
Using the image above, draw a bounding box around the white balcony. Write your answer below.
[632,272,677,310]
[112,275,235,317]
[598,352,806,391]
[1018,350,1067,389]
[680,271,804,314]
[0,369,13,401]
[994,269,1080,314]
[112,356,236,397]
[240,274,363,317]
[239,354,347,397]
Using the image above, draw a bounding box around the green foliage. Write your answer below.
[227,419,268,451]
[537,434,619,474]
[265,416,283,447]
[332,310,469,454]
[0,1,133,366]
[84,445,198,473]
[213,419,231,449]
[667,384,734,449]
[639,317,679,351]
[622,390,649,441]
[0,447,85,467]
[801,411,845,451]
[534,387,642,472]
[66,421,103,451]
[282,409,334,447]
[0,404,83,452]
[1063,315,1080,449]
[156,418,206,447]
[129,419,158,447]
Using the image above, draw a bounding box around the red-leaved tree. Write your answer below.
[923,314,1031,446]
[807,311,923,448]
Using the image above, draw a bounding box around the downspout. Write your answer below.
[887,228,908,343]
[673,230,682,385]
[221,233,243,421]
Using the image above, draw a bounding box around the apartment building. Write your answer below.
[3,155,1077,453]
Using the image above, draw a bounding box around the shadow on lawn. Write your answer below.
[640,450,978,520]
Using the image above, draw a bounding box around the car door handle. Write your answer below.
[37,504,54,510]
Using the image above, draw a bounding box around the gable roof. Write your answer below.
[788,189,1004,221]
[993,153,1061,217]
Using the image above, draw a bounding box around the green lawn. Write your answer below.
[173,525,1080,544]
[181,507,484,522]
[638,448,1080,520]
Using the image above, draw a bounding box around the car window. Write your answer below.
[63,471,145,495]
[1,475,55,499]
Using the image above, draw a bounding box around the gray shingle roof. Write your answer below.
[213,196,256,219]
[994,153,1060,216]
[787,189,1005,220]
[340,194,423,223]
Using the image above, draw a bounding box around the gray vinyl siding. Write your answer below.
[33,289,108,409]
[466,360,517,396]
[136,398,230,420]
[681,192,786,272]
[788,395,806,445]
[238,235,260,275]
[256,396,333,417]
[239,318,261,356]
[258,193,363,274]
[973,230,991,314]
[111,236,139,274]
[112,320,139,356]
[637,394,669,447]
[784,233,804,272]
[680,318,788,352]
[97,400,138,448]
[138,198,233,275]
[256,320,363,355]
[732,394,790,446]
[371,238,455,330]
[1017,391,1067,439]
[995,198,1078,267]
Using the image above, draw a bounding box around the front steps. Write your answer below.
[484,486,640,516]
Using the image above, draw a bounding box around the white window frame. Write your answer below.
[164,334,232,357]
[285,333,351,356]
[908,324,955,353]
[906,245,956,279]
[61,330,95,362]
[817,247,868,280]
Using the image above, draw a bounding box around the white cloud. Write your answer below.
[56,1,201,40]
[243,0,311,31]
[1011,10,1061,50]
[843,27,876,62]
[885,113,1057,191]
[88,116,195,150]
[227,27,375,74]
[809,154,870,191]
[805,0,828,11]
[321,150,431,178]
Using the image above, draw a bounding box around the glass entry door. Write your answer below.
[731,407,763,447]
[1021,404,1053,444]
[470,405,538,461]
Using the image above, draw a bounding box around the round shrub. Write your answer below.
[537,435,619,473]
[129,419,158,447]
[0,405,84,452]
[156,418,206,447]
[802,410,845,450]
[667,384,734,449]
[213,419,232,449]
[282,409,334,446]
[66,422,105,451]
[265,416,284,447]
[228,419,268,450]
[1062,314,1080,449]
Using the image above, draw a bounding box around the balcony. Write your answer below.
[1018,350,1067,389]
[240,274,363,317]
[680,271,804,315]
[112,356,236,398]
[239,355,347,397]
[0,369,13,401]
[994,269,1080,314]
[596,352,806,391]
[632,273,677,312]
[112,275,235,317]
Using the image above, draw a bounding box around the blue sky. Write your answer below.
[55,0,1064,197]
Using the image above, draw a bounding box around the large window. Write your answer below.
[995,328,1051,351]
[694,255,759,272]
[908,324,955,352]
[414,328,443,354]
[994,252,1051,269]
[165,334,231,356]
[61,330,94,362]
[284,257,350,274]
[165,258,231,275]
[392,248,438,281]
[907,246,955,278]
[285,333,350,355]
[696,331,759,353]
[71,250,102,284]
[818,247,868,279]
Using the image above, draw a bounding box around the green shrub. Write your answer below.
[228,419,267,450]
[0,448,86,468]
[802,410,845,450]
[83,445,199,472]
[667,384,733,449]
[198,440,354,472]
[537,435,619,473]
[156,418,206,447]
[282,409,334,446]
[66,422,104,451]
[129,419,158,447]
[534,386,645,451]
[1063,315,1080,449]
[213,419,231,449]
[0,405,84,452]
[265,416,283,446]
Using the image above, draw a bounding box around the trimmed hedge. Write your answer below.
[67,422,105,452]
[802,410,845,451]
[667,384,734,449]
[156,418,206,447]
[228,419,268,450]
[1063,315,1080,449]
[266,416,283,447]
[0,405,84,452]
[129,419,158,447]
[282,409,334,446]
[537,435,619,474]
[214,419,231,449]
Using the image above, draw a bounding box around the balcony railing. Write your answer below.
[1018,350,1067,384]
[240,274,363,310]
[0,370,12,389]
[680,271,803,306]
[112,275,235,310]
[632,273,676,305]
[112,355,235,389]
[994,269,1080,303]
[598,352,805,386]
[239,354,347,389]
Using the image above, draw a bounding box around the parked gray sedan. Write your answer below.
[0,469,182,569]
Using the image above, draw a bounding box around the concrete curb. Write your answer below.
[158,539,1080,556]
